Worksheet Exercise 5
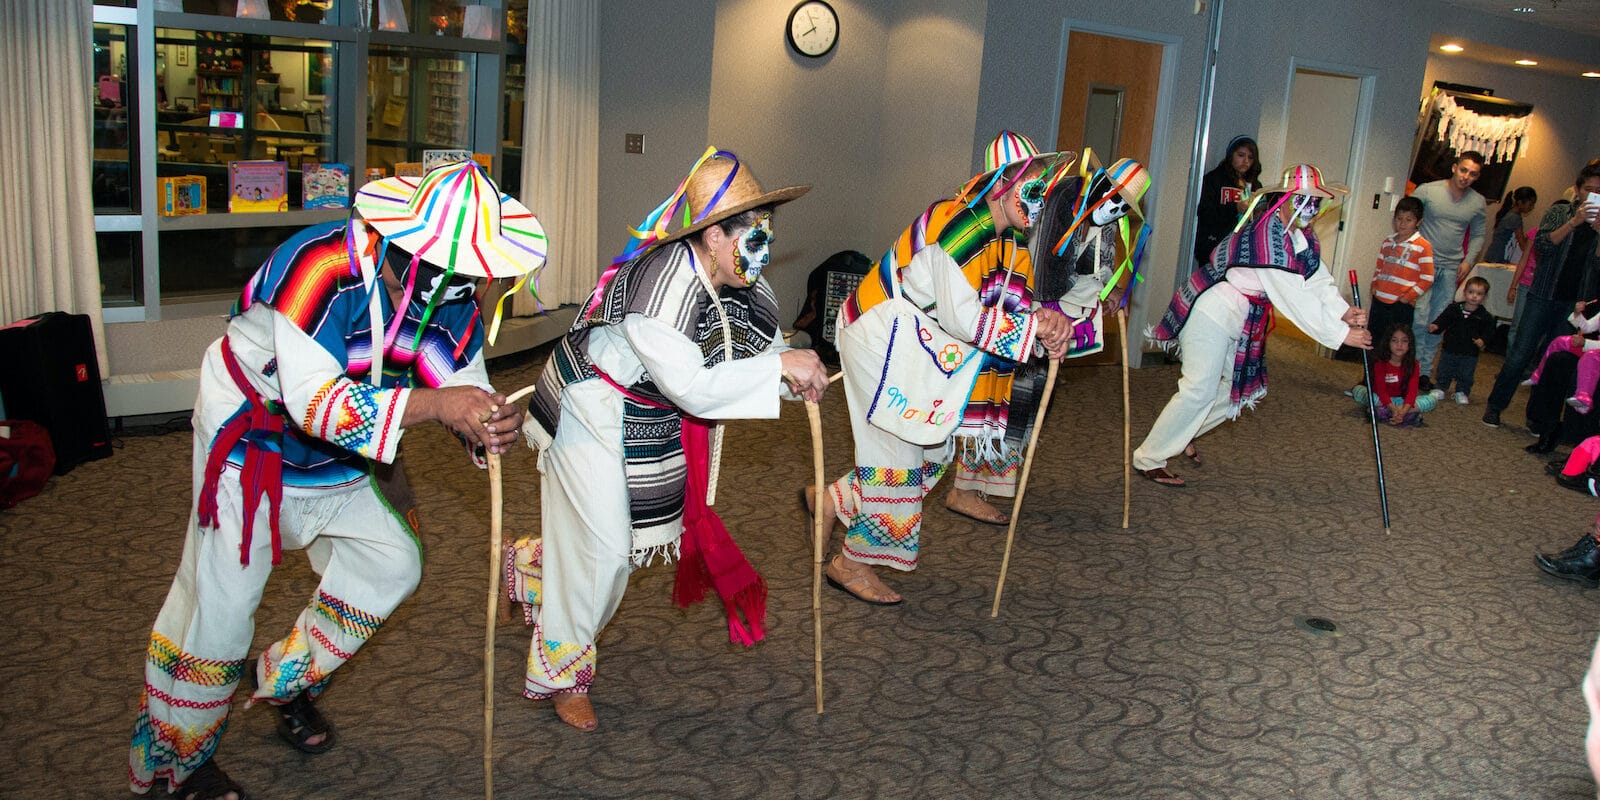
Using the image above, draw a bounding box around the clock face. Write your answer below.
[786,1,838,58]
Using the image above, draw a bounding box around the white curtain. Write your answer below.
[514,0,599,313]
[0,0,106,373]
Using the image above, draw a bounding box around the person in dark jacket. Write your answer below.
[1193,135,1263,266]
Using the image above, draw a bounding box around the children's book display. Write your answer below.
[157,176,207,216]
[228,160,288,213]
[302,162,351,209]
[422,148,472,173]
[394,162,424,178]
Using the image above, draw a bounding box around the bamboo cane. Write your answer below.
[1119,309,1132,529]
[485,384,538,800]
[991,357,1062,617]
[805,398,826,714]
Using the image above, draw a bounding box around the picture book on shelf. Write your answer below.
[302,162,351,209]
[158,175,206,216]
[422,148,472,173]
[228,160,287,213]
[394,162,424,178]
[364,167,387,184]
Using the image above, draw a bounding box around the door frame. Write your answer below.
[1050,19,1181,368]
[1276,56,1378,278]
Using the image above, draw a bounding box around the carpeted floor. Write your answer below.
[3,335,1598,799]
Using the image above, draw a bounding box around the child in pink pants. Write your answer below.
[1528,302,1600,414]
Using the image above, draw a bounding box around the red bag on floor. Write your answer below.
[0,420,54,509]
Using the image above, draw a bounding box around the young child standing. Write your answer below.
[1526,300,1600,413]
[1369,196,1435,337]
[1352,324,1436,426]
[1427,275,1496,404]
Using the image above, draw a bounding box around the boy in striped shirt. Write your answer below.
[1369,196,1435,339]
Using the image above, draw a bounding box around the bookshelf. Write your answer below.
[425,58,468,145]
[195,32,243,110]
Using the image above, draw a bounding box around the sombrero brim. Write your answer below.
[653,184,812,246]
[354,175,548,279]
[1258,182,1348,199]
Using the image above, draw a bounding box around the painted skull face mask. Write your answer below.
[1015,176,1048,230]
[1292,194,1321,227]
[414,260,476,304]
[732,215,773,284]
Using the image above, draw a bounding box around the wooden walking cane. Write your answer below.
[484,385,538,800]
[805,399,826,714]
[991,357,1061,617]
[1119,309,1131,529]
[799,370,843,714]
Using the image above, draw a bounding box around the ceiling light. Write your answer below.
[1512,5,1535,11]
[1440,43,1465,52]
[1584,72,1600,78]
[1515,59,1538,66]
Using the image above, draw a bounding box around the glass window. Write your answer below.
[159,226,305,298]
[93,22,138,213]
[163,1,336,24]
[157,29,337,209]
[500,48,523,196]
[505,1,527,44]
[97,231,144,308]
[372,0,490,37]
[366,48,476,175]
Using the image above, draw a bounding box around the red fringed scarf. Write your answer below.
[196,337,286,566]
[673,417,767,646]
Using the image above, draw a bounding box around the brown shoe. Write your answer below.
[824,554,903,605]
[552,692,598,731]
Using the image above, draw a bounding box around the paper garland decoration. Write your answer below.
[1432,92,1531,164]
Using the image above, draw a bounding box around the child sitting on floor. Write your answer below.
[1527,299,1600,414]
[1353,324,1436,427]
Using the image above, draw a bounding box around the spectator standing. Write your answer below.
[1411,151,1488,392]
[1484,162,1600,427]
[1193,135,1263,266]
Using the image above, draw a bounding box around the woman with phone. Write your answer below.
[1193,135,1262,266]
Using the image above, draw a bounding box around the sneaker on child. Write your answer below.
[1567,394,1593,415]
[1428,389,1446,401]
[1453,392,1469,405]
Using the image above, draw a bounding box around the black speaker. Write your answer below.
[0,312,112,474]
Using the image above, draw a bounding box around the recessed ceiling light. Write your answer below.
[1584,72,1600,78]
[1515,59,1538,66]
[1512,5,1535,11]
[1440,43,1465,52]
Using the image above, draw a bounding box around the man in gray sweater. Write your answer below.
[1411,151,1488,390]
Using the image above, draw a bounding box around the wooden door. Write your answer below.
[1055,30,1163,367]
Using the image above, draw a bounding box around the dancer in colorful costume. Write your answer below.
[809,130,1075,604]
[129,161,547,800]
[1133,164,1371,487]
[505,148,825,731]
[951,152,1152,523]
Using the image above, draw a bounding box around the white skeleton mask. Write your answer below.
[1091,195,1131,226]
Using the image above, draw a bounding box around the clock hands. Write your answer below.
[804,10,817,35]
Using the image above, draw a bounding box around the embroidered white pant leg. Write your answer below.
[525,379,633,697]
[130,435,272,795]
[951,448,1022,497]
[1133,293,1242,471]
[250,485,422,705]
[829,310,938,571]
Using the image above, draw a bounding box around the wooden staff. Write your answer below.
[991,357,1061,617]
[798,370,844,714]
[485,384,538,800]
[805,399,826,714]
[1119,309,1131,529]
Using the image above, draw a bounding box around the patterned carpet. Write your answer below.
[3,335,1599,799]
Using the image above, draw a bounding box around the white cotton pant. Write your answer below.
[1133,290,1245,471]
[825,304,951,571]
[519,378,635,697]
[129,435,421,795]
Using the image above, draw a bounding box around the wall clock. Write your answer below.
[786,1,838,58]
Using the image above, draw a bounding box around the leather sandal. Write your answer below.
[825,554,903,605]
[552,692,598,731]
[274,690,335,754]
[1183,444,1202,466]
[1137,467,1186,487]
[944,488,1010,525]
[181,758,249,800]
